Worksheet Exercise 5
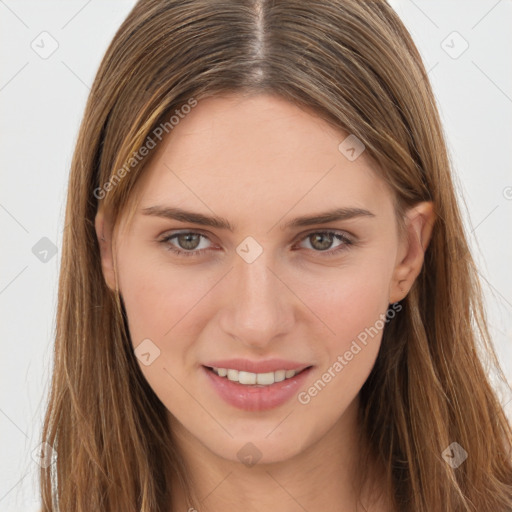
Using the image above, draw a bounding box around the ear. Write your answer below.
[389,201,436,303]
[94,208,116,291]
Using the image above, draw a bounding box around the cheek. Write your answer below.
[115,242,207,345]
[300,251,395,345]
[295,251,395,399]
[115,247,209,409]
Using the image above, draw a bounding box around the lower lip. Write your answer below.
[202,366,313,411]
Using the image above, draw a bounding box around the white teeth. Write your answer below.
[238,371,257,385]
[211,367,300,386]
[256,372,274,385]
[274,369,286,382]
[227,369,239,381]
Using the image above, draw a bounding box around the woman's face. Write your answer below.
[97,93,428,466]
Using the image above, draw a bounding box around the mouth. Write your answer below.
[202,363,314,411]
[204,365,312,386]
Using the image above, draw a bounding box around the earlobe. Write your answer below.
[94,209,116,291]
[389,201,436,303]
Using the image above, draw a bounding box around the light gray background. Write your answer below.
[1,1,511,509]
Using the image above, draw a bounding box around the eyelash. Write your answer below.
[158,230,354,258]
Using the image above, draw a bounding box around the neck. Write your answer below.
[167,396,390,512]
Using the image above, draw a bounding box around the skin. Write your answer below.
[95,93,435,511]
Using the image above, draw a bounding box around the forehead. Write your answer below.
[126,93,394,228]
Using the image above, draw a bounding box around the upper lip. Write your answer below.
[203,358,312,374]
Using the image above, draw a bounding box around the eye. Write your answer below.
[159,231,213,257]
[159,230,354,257]
[294,231,353,255]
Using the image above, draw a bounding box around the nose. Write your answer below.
[218,250,295,350]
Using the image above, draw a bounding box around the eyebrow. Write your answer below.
[140,205,375,231]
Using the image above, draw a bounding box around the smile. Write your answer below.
[202,364,313,411]
[209,367,303,386]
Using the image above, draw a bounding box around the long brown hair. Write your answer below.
[40,0,512,510]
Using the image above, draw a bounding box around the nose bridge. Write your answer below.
[221,247,293,346]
